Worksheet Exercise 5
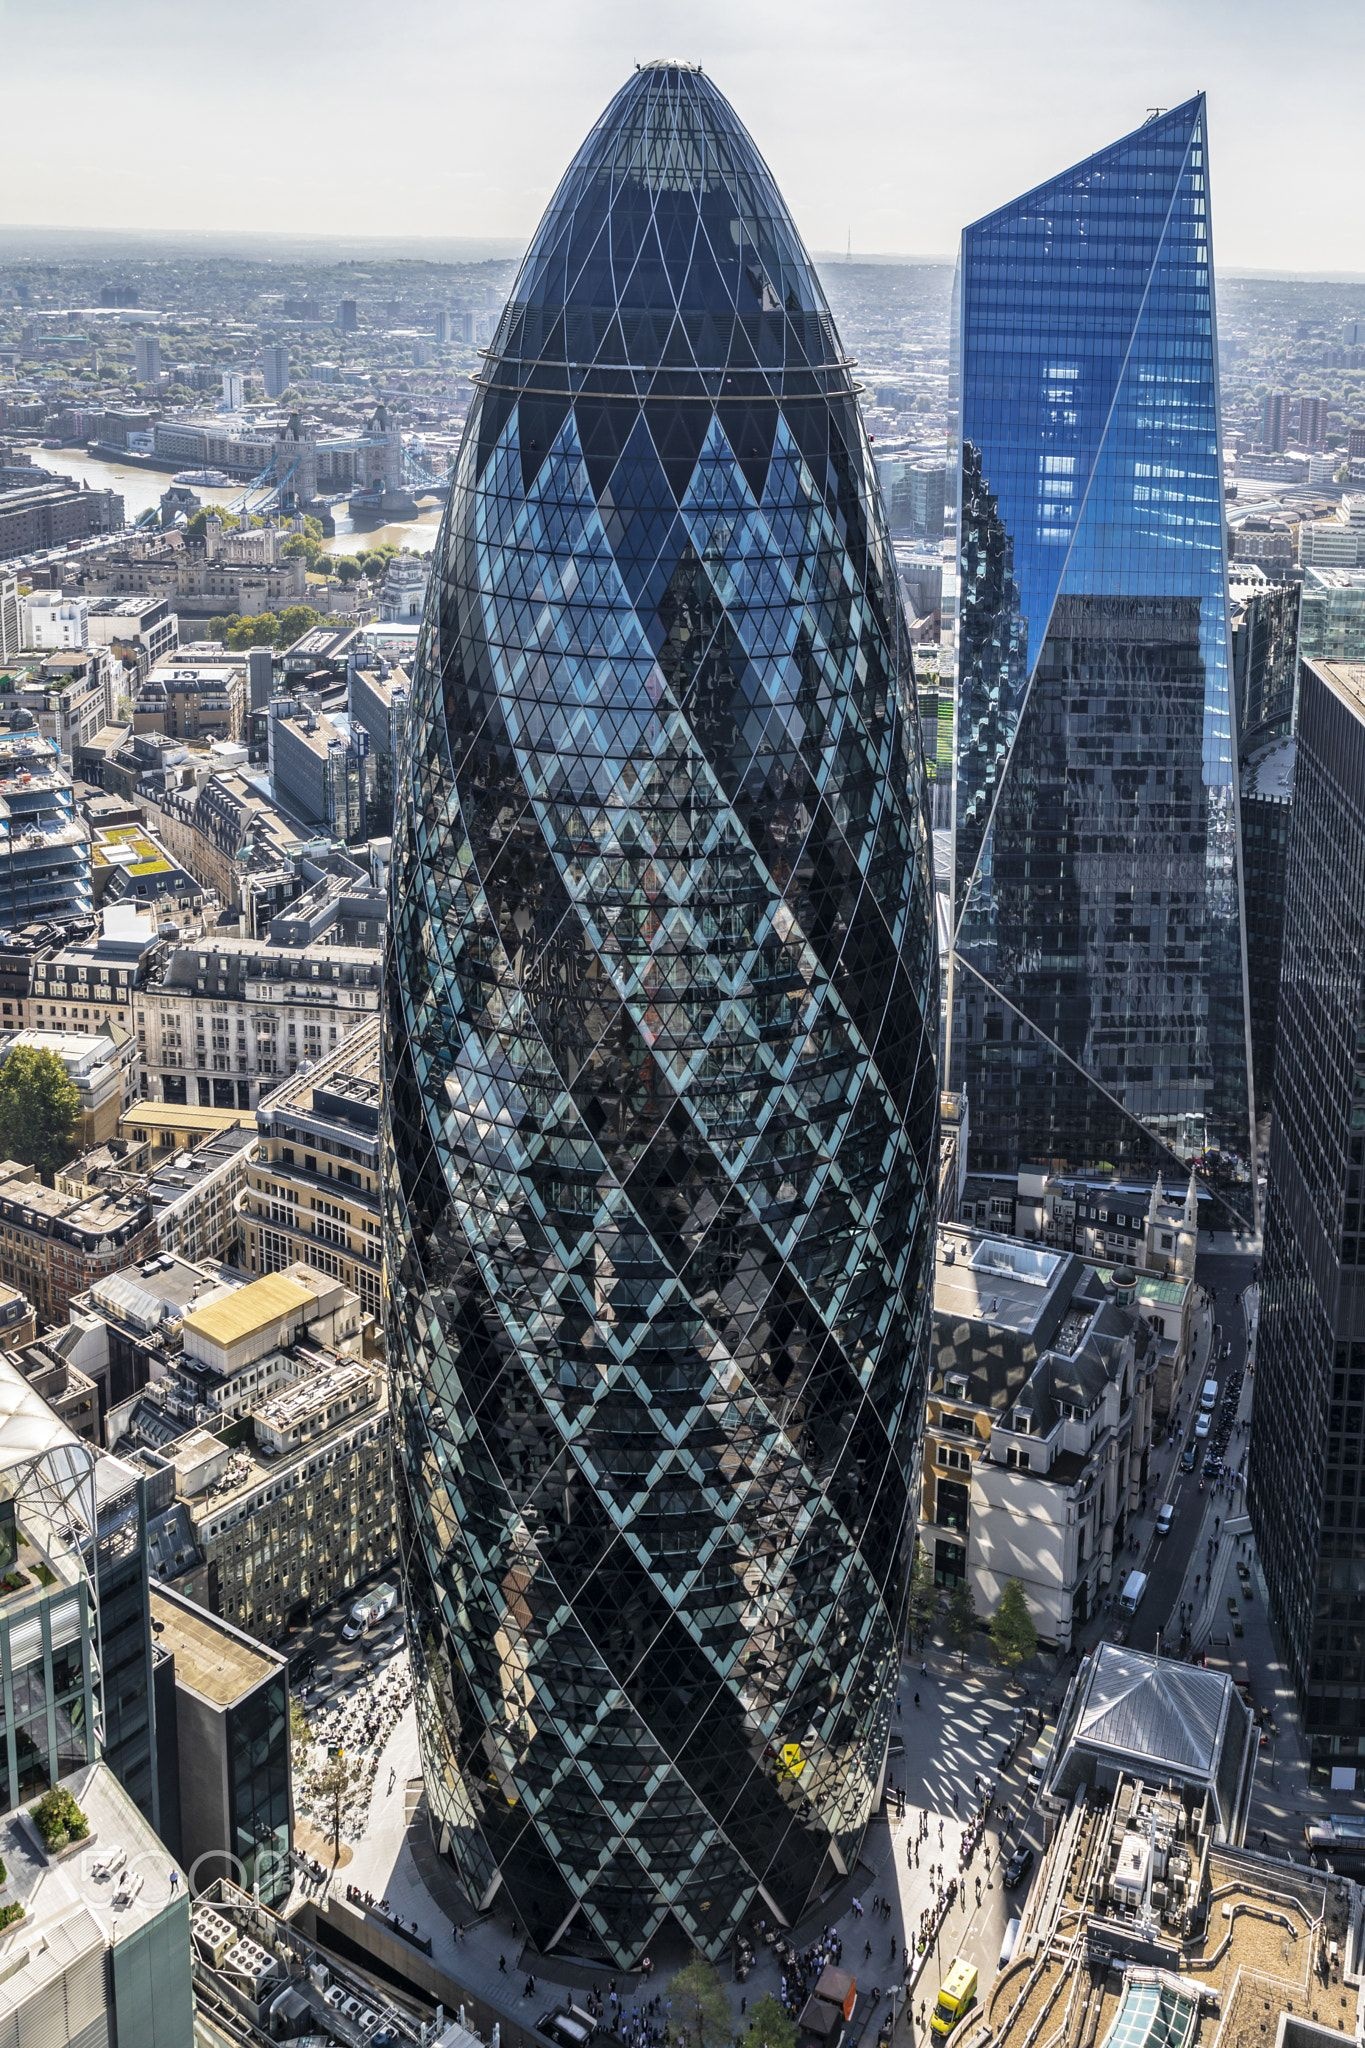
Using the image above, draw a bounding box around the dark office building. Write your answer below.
[950,97,1255,1221]
[150,1585,292,1903]
[1231,578,1300,746]
[384,63,938,1964]
[1252,658,1365,1786]
[1239,731,1295,1122]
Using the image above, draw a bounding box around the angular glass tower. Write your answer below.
[950,97,1256,1219]
[382,63,937,1964]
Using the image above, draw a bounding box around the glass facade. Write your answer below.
[383,62,937,1963]
[951,97,1255,1217]
[1251,660,1365,1782]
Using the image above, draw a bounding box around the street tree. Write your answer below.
[742,1994,797,2048]
[908,1542,937,1649]
[945,1579,978,1668]
[990,1578,1039,1672]
[672,1954,732,2048]
[0,1046,80,1177]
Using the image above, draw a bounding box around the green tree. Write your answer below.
[225,612,279,650]
[908,1542,937,1650]
[741,1994,797,2048]
[672,1954,732,2048]
[990,1578,1039,1673]
[945,1578,978,1668]
[206,615,232,644]
[184,506,241,544]
[0,1047,80,1177]
[274,604,323,646]
[289,1700,312,1762]
[332,555,363,584]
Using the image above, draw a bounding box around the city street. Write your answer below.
[1127,1246,1256,1654]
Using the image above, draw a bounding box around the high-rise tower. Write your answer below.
[951,97,1255,1220]
[1251,659,1365,1786]
[382,64,938,1963]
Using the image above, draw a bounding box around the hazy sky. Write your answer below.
[3,0,1360,273]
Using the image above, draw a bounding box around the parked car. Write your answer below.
[1194,1412,1211,1438]
[1003,1845,1035,1891]
[1181,1445,1198,1473]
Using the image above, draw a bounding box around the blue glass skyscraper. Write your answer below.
[951,97,1255,1219]
[382,64,937,1963]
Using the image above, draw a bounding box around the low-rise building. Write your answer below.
[136,1270,390,1641]
[961,1164,1199,1283]
[245,1015,381,1318]
[925,1227,1161,1648]
[190,1881,480,2048]
[983,1707,1353,2048]
[146,769,301,911]
[267,692,368,842]
[145,1124,256,1265]
[85,592,179,679]
[90,819,206,923]
[138,927,381,1111]
[30,902,165,1039]
[0,1159,155,1328]
[1,645,114,761]
[136,643,247,744]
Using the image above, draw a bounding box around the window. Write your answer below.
[1007,1448,1031,1472]
[936,1443,971,1473]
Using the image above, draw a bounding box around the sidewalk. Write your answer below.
[327,1642,1036,2044]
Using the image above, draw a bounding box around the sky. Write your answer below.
[2,0,1361,275]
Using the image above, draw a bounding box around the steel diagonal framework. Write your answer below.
[382,64,938,1964]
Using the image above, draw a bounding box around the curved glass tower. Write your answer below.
[383,62,937,1964]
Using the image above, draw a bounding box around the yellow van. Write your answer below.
[931,1959,979,2039]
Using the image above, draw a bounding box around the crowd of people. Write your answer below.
[297,1635,413,1846]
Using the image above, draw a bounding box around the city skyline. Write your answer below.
[4,0,1364,275]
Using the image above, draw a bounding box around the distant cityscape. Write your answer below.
[0,52,1364,2048]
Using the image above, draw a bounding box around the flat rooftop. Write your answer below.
[151,1586,279,1708]
[1317,661,1365,719]
[181,1268,316,1349]
[935,1227,1067,1335]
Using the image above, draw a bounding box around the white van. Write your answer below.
[999,1916,1023,1970]
[1119,1569,1148,1614]
[1200,1378,1218,1411]
[1156,1504,1175,1537]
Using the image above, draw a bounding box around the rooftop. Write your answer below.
[935,1227,1067,1336]
[1317,660,1365,718]
[0,1762,187,2029]
[181,1268,317,1351]
[151,1584,281,1709]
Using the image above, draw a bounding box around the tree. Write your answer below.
[742,1994,797,2048]
[312,1751,353,1865]
[274,604,323,646]
[225,612,279,650]
[0,1047,80,1177]
[945,1579,978,1668]
[672,1954,732,2048]
[332,555,364,583]
[990,1578,1039,1673]
[908,1541,937,1650]
[289,1700,313,1762]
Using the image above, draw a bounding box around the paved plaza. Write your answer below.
[312,1646,1042,2048]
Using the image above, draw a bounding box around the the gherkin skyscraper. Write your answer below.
[382,62,937,1965]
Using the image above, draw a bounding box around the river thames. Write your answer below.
[26,445,444,556]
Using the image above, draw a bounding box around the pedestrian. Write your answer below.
[499,1956,507,1975]
[169,1869,179,1891]
[914,1693,921,1709]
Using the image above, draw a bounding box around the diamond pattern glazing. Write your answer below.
[382,63,938,1965]
[951,97,1255,1218]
